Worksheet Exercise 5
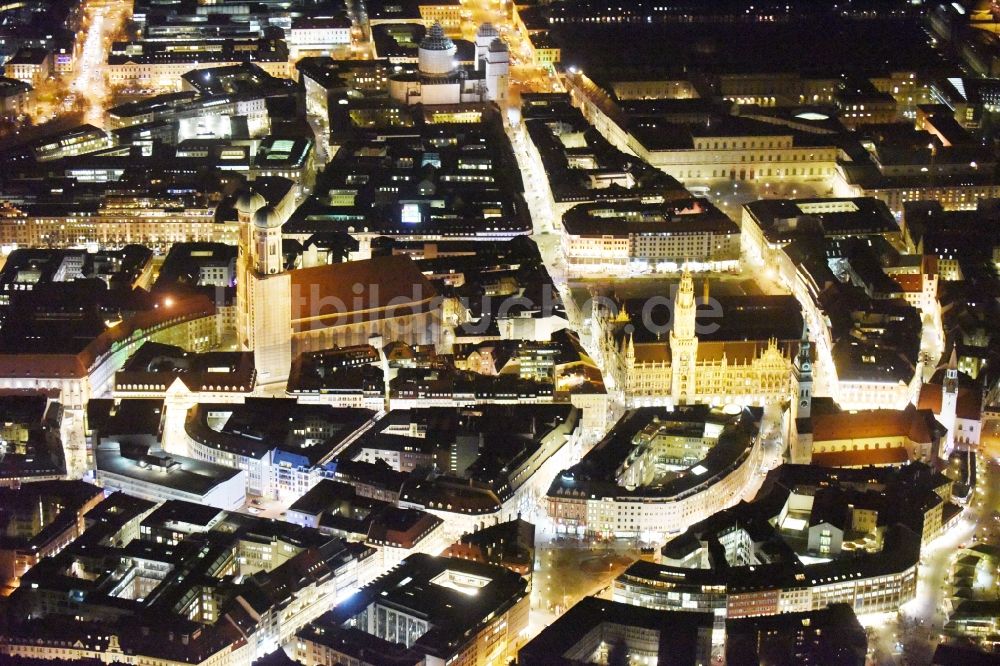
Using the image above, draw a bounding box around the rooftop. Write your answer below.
[96,441,243,499]
[115,342,256,394]
[185,399,376,463]
[299,553,527,661]
[549,405,760,501]
[290,255,438,331]
[812,405,940,444]
[519,596,713,666]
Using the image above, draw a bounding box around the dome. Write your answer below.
[418,21,457,75]
[477,22,499,38]
[253,205,283,229]
[420,22,454,51]
[236,190,267,215]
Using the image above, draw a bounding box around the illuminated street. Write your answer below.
[75,1,124,127]
[530,533,640,635]
[20,0,131,130]
[1,1,1000,664]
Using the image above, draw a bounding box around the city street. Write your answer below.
[0,0,130,139]
[3,0,1000,664]
[693,179,828,222]
[894,451,1000,662]
[76,0,130,127]
[60,408,91,480]
[529,528,643,636]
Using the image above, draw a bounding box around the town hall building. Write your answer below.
[593,270,802,407]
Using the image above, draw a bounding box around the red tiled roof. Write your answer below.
[892,273,922,293]
[812,447,910,467]
[290,255,438,332]
[633,343,670,363]
[917,382,982,421]
[812,406,937,444]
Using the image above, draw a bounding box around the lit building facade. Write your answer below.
[388,23,509,106]
[0,205,236,251]
[236,182,442,385]
[612,463,951,639]
[0,296,220,409]
[560,198,740,276]
[295,554,530,666]
[106,39,292,92]
[546,405,764,540]
[563,72,839,185]
[593,270,799,407]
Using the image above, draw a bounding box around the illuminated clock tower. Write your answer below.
[669,269,698,404]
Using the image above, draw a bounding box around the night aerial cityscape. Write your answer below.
[6,0,1000,665]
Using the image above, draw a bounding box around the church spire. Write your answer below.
[942,345,960,452]
[789,319,814,463]
[796,321,811,366]
[614,302,630,324]
[944,345,959,393]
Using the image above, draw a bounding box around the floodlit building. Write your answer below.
[0,393,67,482]
[0,292,221,409]
[3,48,51,86]
[834,121,999,214]
[287,479,447,571]
[593,270,802,406]
[288,16,352,53]
[250,136,316,197]
[181,399,376,500]
[613,463,956,639]
[519,596,713,666]
[442,517,535,577]
[336,404,581,539]
[91,399,247,509]
[741,197,926,410]
[561,198,739,275]
[236,179,443,384]
[106,39,292,91]
[793,400,946,468]
[389,23,509,106]
[917,350,984,452]
[295,553,529,666]
[286,344,386,410]
[564,72,839,185]
[0,481,104,590]
[2,497,377,664]
[546,405,764,540]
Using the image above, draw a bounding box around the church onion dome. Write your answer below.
[253,205,283,229]
[489,37,508,52]
[236,190,267,215]
[477,22,499,38]
[420,22,454,50]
